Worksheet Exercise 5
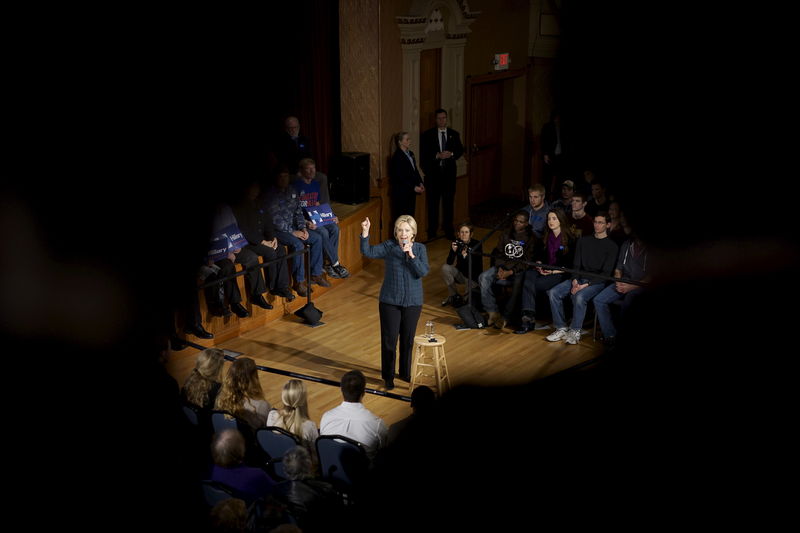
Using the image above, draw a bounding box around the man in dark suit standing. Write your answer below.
[420,108,464,241]
[541,110,568,198]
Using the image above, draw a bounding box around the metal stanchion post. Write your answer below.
[294,242,324,327]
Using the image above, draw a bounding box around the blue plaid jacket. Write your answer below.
[360,237,429,307]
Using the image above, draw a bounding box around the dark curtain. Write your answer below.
[301,0,340,174]
[268,0,340,175]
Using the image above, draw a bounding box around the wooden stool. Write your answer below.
[410,334,451,396]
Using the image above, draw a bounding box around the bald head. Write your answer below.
[285,116,300,137]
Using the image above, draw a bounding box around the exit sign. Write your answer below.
[494,53,510,70]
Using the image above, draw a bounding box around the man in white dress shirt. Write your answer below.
[320,370,388,460]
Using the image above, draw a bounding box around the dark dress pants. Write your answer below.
[236,247,268,297]
[426,171,455,238]
[204,258,243,309]
[244,243,290,292]
[392,189,417,223]
[378,302,422,382]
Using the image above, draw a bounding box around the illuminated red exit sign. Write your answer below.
[494,53,510,70]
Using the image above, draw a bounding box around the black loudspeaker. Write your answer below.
[330,152,370,204]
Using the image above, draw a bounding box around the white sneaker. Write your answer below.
[546,328,569,342]
[565,329,581,345]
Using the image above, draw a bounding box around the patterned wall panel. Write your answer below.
[380,1,404,182]
[339,0,382,183]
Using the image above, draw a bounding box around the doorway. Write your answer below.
[465,69,528,227]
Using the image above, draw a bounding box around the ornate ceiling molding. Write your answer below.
[396,0,479,46]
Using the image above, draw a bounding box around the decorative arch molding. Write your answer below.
[397,0,478,43]
[396,0,479,177]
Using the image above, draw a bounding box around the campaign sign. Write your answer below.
[222,224,249,250]
[304,202,335,226]
[207,235,231,262]
[208,223,249,261]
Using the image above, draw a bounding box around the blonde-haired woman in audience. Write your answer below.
[181,348,225,410]
[267,379,320,466]
[214,356,271,429]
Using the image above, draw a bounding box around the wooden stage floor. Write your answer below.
[165,229,604,427]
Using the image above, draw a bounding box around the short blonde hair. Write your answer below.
[393,215,418,240]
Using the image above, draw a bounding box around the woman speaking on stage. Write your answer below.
[360,215,429,390]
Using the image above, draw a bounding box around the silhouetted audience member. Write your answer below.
[268,524,303,533]
[593,234,648,347]
[607,200,628,246]
[387,385,436,445]
[210,429,276,504]
[275,446,343,532]
[576,166,597,198]
[275,116,312,174]
[208,497,247,533]
[541,110,570,196]
[586,177,611,217]
[551,178,575,213]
